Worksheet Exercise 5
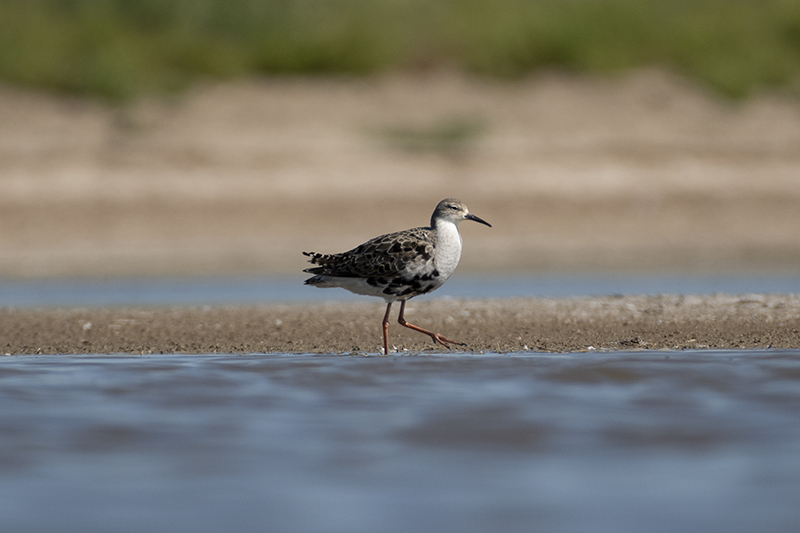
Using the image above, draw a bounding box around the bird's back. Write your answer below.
[304,226,437,278]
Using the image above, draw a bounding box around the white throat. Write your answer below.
[434,219,463,281]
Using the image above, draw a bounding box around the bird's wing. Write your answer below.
[303,227,436,279]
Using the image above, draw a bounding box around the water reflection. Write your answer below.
[0,351,799,532]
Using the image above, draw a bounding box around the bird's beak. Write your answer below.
[466,213,491,227]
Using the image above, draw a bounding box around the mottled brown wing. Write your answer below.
[303,227,436,278]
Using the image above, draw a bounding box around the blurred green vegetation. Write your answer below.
[1,0,799,100]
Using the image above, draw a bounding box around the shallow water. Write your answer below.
[2,273,800,307]
[1,351,799,532]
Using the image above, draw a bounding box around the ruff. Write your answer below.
[303,198,491,354]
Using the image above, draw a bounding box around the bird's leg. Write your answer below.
[381,302,393,355]
[397,300,465,348]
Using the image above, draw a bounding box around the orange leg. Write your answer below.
[397,300,465,348]
[381,302,393,355]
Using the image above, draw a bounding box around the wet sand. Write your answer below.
[3,294,799,355]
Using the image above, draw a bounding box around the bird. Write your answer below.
[303,198,491,354]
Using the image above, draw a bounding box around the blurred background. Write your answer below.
[4,6,800,533]
[1,0,800,298]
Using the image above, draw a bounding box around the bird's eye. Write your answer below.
[447,204,458,210]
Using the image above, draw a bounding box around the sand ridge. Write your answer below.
[3,294,799,355]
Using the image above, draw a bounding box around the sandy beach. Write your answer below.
[2,69,800,278]
[3,294,799,355]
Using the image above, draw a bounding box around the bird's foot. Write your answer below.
[430,333,466,348]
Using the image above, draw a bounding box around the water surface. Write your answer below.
[1,350,799,532]
[2,274,799,307]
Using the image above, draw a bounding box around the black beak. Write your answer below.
[466,213,491,227]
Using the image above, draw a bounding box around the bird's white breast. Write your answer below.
[433,220,463,281]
